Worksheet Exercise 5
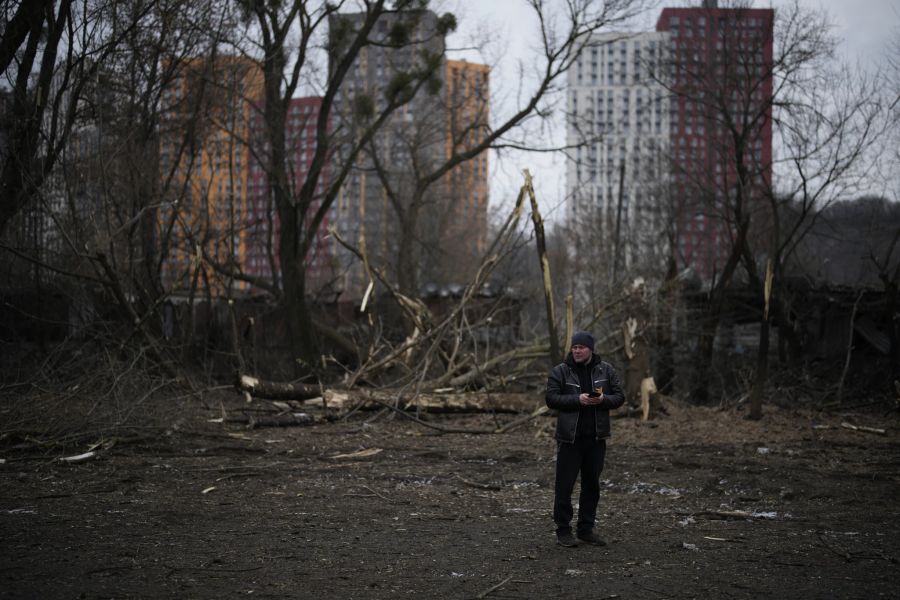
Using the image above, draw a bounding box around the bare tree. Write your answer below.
[745,41,886,418]
[347,0,652,336]
[657,2,775,403]
[869,206,900,381]
[0,0,158,235]
[651,1,885,407]
[871,23,900,382]
[227,0,459,369]
[0,0,252,379]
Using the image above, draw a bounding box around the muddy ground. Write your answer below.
[2,393,899,599]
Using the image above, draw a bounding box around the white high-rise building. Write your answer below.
[566,32,671,278]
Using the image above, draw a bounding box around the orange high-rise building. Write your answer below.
[329,10,491,298]
[444,59,490,261]
[158,56,264,295]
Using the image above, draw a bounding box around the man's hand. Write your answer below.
[579,392,604,406]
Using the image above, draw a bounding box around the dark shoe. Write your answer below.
[556,530,580,547]
[577,531,607,546]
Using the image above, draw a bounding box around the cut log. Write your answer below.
[238,376,543,415]
[331,448,383,460]
[237,375,321,400]
[399,392,534,414]
[326,390,539,414]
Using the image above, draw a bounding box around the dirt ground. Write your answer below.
[2,393,899,599]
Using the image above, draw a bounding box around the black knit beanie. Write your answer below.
[570,331,595,351]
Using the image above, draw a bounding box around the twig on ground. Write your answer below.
[475,575,512,599]
[678,509,781,520]
[214,472,263,482]
[454,473,501,491]
[361,484,401,503]
[840,422,886,435]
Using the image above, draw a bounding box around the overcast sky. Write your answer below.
[444,0,900,226]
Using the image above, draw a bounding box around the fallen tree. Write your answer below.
[237,375,321,401]
[235,379,543,415]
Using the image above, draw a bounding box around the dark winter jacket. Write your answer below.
[545,353,625,443]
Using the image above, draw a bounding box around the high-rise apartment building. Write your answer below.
[567,3,774,284]
[245,96,332,291]
[656,2,774,281]
[566,32,671,277]
[330,11,490,299]
[159,55,263,295]
[442,59,490,267]
[330,10,445,299]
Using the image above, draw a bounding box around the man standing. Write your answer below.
[545,331,624,547]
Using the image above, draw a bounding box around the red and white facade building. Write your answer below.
[656,2,774,281]
[245,97,333,291]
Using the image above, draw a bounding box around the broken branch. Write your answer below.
[476,576,513,599]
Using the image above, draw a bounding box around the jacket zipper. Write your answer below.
[576,363,602,441]
[569,364,596,442]
[592,364,603,440]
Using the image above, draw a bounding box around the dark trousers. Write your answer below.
[553,437,607,534]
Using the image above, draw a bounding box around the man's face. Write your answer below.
[571,344,592,364]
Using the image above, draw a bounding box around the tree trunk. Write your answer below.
[280,218,319,370]
[749,315,769,420]
[884,279,899,383]
[655,255,678,393]
[748,259,774,420]
[771,294,803,367]
[396,210,418,297]
[258,30,321,371]
[238,374,320,400]
[691,210,750,403]
[691,314,718,404]
[525,171,560,364]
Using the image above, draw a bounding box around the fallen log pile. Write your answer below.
[237,374,542,414]
[228,374,555,433]
[233,373,679,429]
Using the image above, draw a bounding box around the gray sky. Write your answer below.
[445,0,900,226]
